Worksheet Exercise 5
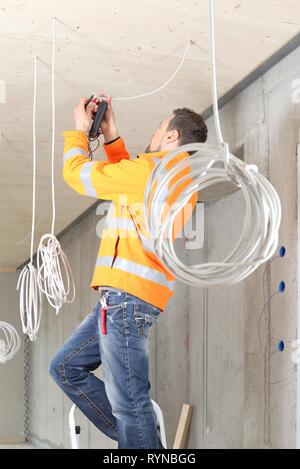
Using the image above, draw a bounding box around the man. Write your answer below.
[49,94,207,449]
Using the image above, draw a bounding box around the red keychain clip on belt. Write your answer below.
[101,307,107,335]
[100,297,107,335]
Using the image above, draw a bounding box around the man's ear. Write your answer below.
[167,129,180,143]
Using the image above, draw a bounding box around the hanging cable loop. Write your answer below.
[17,55,42,341]
[0,321,21,363]
[17,262,42,341]
[36,17,76,313]
[37,234,75,314]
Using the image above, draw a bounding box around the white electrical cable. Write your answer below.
[17,262,42,341]
[30,57,38,264]
[17,55,42,342]
[37,234,75,313]
[36,17,75,314]
[145,143,281,286]
[0,321,21,363]
[113,39,191,101]
[51,17,56,237]
[144,0,282,286]
[208,0,224,147]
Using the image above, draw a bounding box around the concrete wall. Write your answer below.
[0,272,24,443]
[28,45,300,448]
[188,45,299,449]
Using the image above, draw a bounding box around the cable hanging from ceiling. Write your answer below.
[17,55,42,342]
[36,17,75,314]
[144,0,282,287]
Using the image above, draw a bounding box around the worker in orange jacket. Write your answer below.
[49,93,208,449]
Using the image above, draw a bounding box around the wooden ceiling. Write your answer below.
[0,0,299,270]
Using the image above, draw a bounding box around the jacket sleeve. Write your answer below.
[62,130,150,203]
[103,137,131,163]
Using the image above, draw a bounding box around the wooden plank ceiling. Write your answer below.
[0,0,299,269]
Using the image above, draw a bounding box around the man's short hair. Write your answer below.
[167,107,208,145]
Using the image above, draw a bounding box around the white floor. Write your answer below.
[0,443,35,449]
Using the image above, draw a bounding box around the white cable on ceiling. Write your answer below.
[37,17,75,314]
[208,0,224,147]
[17,55,42,342]
[144,0,282,287]
[113,39,191,101]
[0,321,21,363]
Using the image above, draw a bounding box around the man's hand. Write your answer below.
[74,97,97,134]
[74,93,119,143]
[96,92,118,143]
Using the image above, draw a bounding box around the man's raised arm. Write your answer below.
[99,92,131,163]
[62,96,149,202]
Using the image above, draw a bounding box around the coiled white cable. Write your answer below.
[37,17,75,314]
[37,234,75,313]
[145,143,281,286]
[17,56,42,341]
[144,0,282,286]
[17,263,42,341]
[0,321,21,363]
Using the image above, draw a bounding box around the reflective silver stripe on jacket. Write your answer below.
[63,147,87,162]
[96,256,175,291]
[80,162,97,197]
[105,218,136,231]
[104,216,156,253]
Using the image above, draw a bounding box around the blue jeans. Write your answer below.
[49,289,161,449]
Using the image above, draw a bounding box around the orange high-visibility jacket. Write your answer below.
[63,130,197,311]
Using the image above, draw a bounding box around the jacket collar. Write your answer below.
[137,150,167,159]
